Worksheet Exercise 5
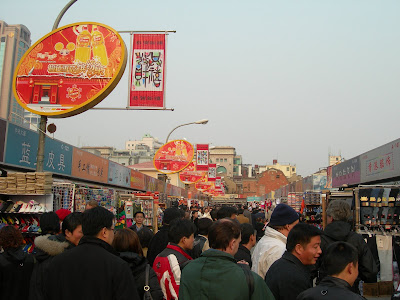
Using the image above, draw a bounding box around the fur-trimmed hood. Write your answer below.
[34,234,69,260]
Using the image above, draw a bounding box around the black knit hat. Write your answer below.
[269,204,299,226]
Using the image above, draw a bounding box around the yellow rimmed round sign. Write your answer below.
[13,22,127,118]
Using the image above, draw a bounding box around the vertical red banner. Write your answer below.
[196,144,209,171]
[208,163,216,181]
[129,34,166,108]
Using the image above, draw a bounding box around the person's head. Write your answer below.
[286,223,322,265]
[62,212,83,246]
[163,207,182,225]
[85,200,99,210]
[168,219,195,251]
[196,217,213,236]
[243,205,248,210]
[208,219,241,256]
[112,228,144,257]
[326,200,351,224]
[55,208,71,222]
[0,226,24,250]
[134,211,145,226]
[238,208,244,215]
[269,204,299,237]
[240,223,256,249]
[192,210,198,219]
[40,212,60,235]
[204,207,210,213]
[210,209,218,221]
[217,206,238,220]
[322,242,359,286]
[82,206,115,245]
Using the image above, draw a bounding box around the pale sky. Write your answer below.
[2,0,399,176]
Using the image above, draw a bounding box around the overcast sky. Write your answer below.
[2,0,399,177]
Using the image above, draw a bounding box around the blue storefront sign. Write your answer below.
[0,119,6,162]
[247,196,262,202]
[4,123,73,175]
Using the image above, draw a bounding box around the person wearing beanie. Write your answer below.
[251,203,299,278]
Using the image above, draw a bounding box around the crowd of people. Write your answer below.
[0,199,378,299]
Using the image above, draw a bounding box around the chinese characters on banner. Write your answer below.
[153,140,194,174]
[208,163,216,181]
[129,34,166,108]
[196,144,209,171]
[179,161,206,184]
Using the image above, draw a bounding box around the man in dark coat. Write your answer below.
[320,200,378,293]
[129,211,154,248]
[147,207,181,266]
[297,242,367,300]
[44,206,140,300]
[234,223,256,267]
[265,223,322,300]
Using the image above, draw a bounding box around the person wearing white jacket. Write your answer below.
[251,203,299,278]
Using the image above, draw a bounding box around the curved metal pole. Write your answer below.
[165,122,196,143]
[37,0,78,172]
[53,0,78,30]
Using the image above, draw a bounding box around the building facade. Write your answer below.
[255,159,297,179]
[209,146,242,177]
[0,21,31,126]
[125,134,163,153]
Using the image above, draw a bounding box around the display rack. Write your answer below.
[52,182,75,212]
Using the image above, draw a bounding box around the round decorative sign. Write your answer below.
[13,22,127,118]
[179,161,206,184]
[153,140,194,174]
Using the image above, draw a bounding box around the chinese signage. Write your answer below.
[332,157,361,188]
[13,22,127,118]
[208,163,217,181]
[153,140,194,174]
[360,138,400,184]
[196,144,209,171]
[129,34,166,108]
[0,119,6,162]
[71,148,109,183]
[4,123,72,175]
[108,161,131,188]
[179,161,206,184]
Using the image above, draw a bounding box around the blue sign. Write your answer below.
[0,119,6,162]
[4,123,73,175]
[108,161,131,188]
[247,196,262,202]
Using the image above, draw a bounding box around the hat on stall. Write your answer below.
[269,204,299,226]
[55,208,71,221]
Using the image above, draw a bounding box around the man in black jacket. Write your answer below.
[44,206,140,300]
[320,200,378,293]
[265,223,322,300]
[234,223,256,267]
[147,207,182,266]
[297,242,367,300]
[129,211,154,248]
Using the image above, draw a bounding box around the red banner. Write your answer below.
[195,174,213,192]
[196,144,209,171]
[208,163,216,181]
[129,34,166,108]
[179,161,206,184]
[153,140,194,174]
[14,22,126,118]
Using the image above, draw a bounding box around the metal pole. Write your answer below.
[165,122,196,144]
[37,0,77,172]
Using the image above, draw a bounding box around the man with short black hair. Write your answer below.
[216,206,238,220]
[129,211,154,249]
[297,242,366,300]
[235,223,256,267]
[265,223,322,300]
[180,219,274,300]
[44,206,139,300]
[153,218,195,300]
[190,217,212,259]
[49,212,83,249]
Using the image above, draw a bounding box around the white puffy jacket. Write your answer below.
[251,226,287,278]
